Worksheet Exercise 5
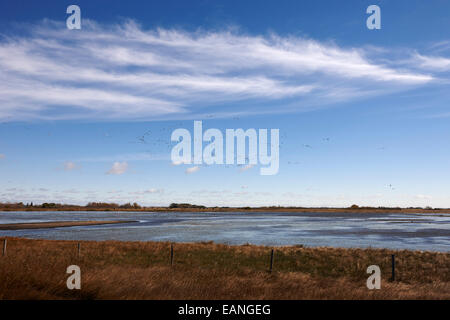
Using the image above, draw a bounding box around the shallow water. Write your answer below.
[0,211,449,252]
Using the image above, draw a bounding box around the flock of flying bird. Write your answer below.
[3,121,395,190]
[120,119,394,190]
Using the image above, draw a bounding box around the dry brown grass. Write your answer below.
[0,237,448,300]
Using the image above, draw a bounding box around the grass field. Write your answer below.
[0,237,448,299]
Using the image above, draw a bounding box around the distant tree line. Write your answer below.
[0,202,142,210]
[0,202,440,211]
[347,204,429,210]
[169,203,206,209]
[86,202,141,209]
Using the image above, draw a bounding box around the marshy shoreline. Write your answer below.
[0,220,136,230]
[1,207,450,215]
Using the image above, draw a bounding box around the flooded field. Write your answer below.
[0,211,449,251]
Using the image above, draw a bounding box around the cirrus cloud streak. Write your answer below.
[0,19,439,121]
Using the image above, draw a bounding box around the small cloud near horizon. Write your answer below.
[129,188,164,195]
[64,161,80,171]
[414,194,432,200]
[107,162,128,175]
[185,166,200,174]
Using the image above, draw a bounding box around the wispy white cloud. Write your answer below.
[62,188,80,194]
[185,166,200,174]
[414,194,432,200]
[423,111,450,119]
[79,152,168,162]
[106,161,128,175]
[172,159,191,166]
[146,188,163,194]
[413,53,450,72]
[129,188,164,195]
[63,161,80,171]
[0,19,437,121]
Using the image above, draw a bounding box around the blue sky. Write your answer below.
[1,0,450,207]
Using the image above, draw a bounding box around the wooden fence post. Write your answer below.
[391,254,395,281]
[77,242,81,258]
[2,239,6,256]
[269,249,274,273]
[170,243,174,267]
